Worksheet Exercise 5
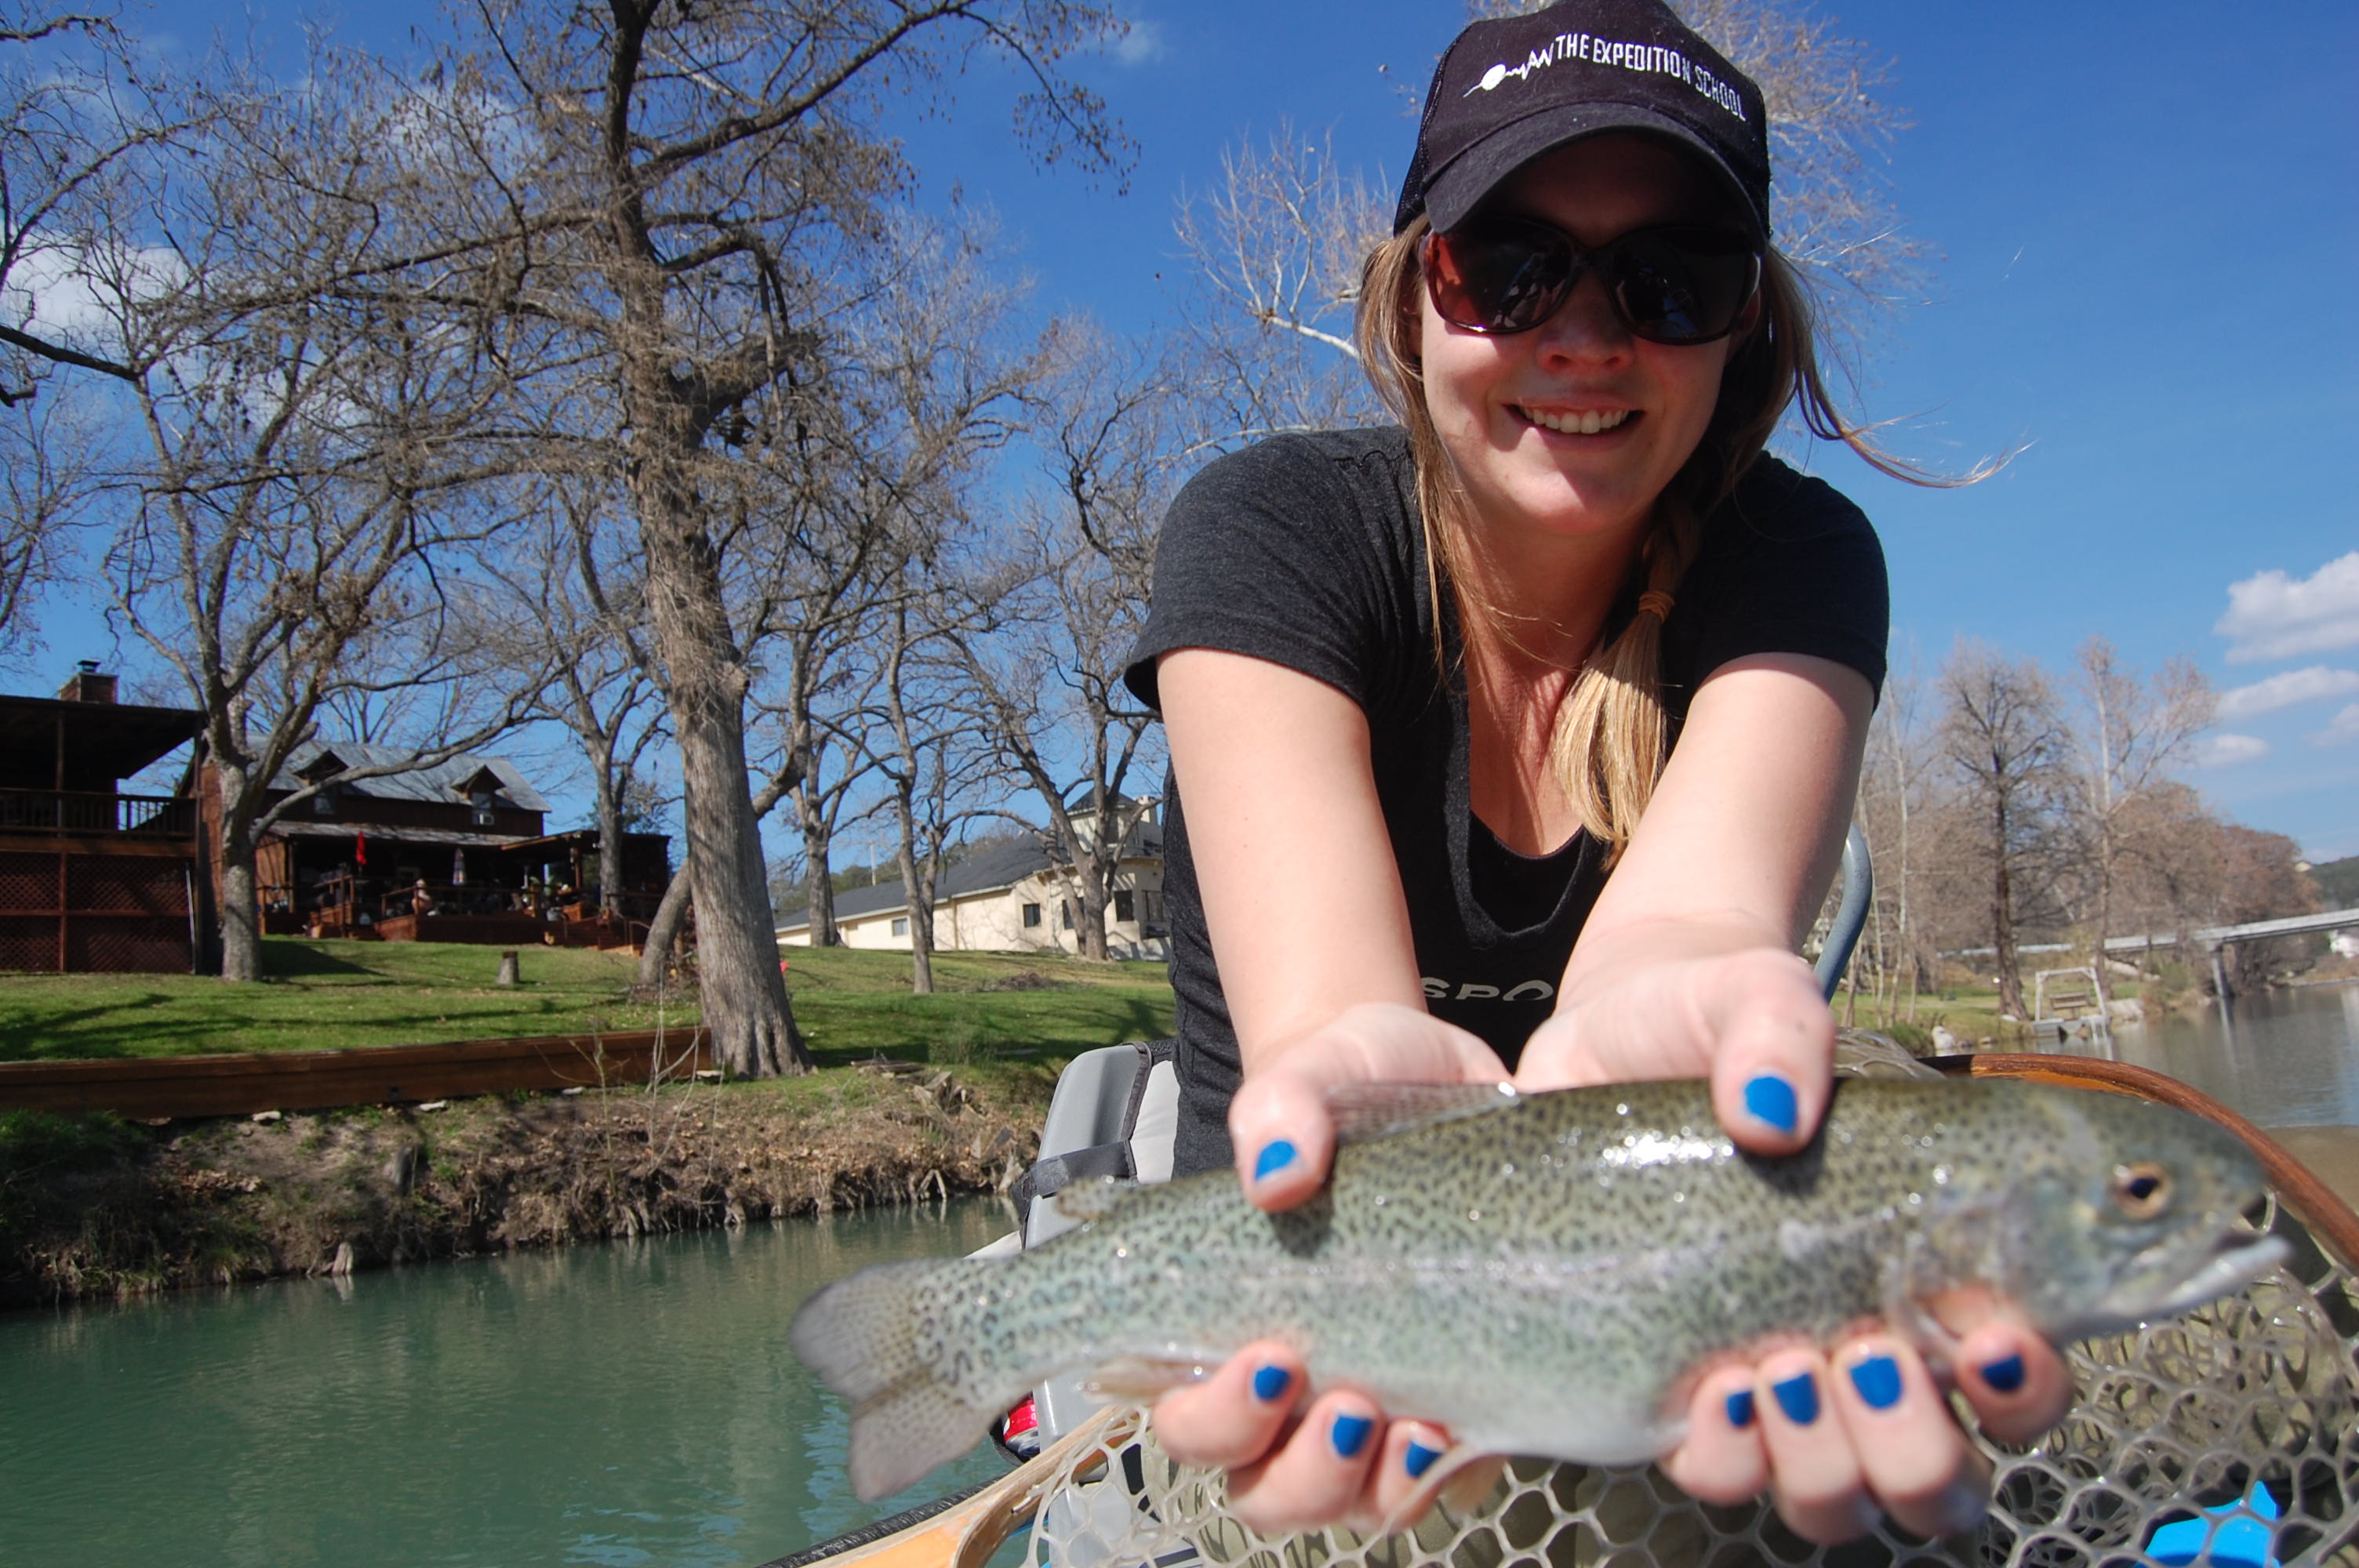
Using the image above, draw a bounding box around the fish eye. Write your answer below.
[2110,1161,2173,1219]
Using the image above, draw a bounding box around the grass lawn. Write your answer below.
[0,937,1175,1065]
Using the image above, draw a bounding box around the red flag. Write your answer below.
[354,830,368,866]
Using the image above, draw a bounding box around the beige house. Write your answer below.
[775,801,1167,960]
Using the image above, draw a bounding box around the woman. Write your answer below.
[1119,0,2070,1546]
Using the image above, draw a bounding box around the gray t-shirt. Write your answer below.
[1123,426,1887,1175]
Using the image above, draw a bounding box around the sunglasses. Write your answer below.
[1421,216,1762,346]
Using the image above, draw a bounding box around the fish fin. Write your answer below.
[1086,1356,1209,1400]
[1374,1447,1508,1537]
[788,1259,1016,1501]
[1052,1175,1135,1221]
[1882,1243,1965,1380]
[1325,1081,1518,1145]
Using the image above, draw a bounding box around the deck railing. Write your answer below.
[0,789,196,837]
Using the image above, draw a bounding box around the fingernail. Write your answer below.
[1724,1388,1755,1428]
[1848,1354,1903,1410]
[1405,1439,1442,1478]
[1251,1364,1292,1403]
[1252,1139,1298,1181]
[1331,1413,1373,1459]
[1743,1074,1799,1134]
[1979,1353,2026,1394]
[1771,1370,1819,1425]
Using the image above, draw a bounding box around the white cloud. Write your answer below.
[2194,733,2271,767]
[2217,665,2359,719]
[1111,17,1165,64]
[2217,550,2359,664]
[2312,703,2359,749]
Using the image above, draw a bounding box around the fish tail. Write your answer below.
[790,1258,1021,1501]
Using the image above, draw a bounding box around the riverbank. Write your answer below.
[0,1062,1059,1308]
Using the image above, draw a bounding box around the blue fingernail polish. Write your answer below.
[1252,1364,1292,1402]
[1980,1353,2026,1394]
[1405,1439,1441,1478]
[1331,1413,1373,1459]
[1743,1075,1799,1134]
[1253,1140,1298,1181]
[1772,1371,1819,1425]
[1724,1389,1755,1428]
[1849,1355,1903,1410]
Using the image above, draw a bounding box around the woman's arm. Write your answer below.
[1517,651,1870,1145]
[1160,645,1508,1207]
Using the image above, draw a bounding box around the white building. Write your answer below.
[775,801,1168,960]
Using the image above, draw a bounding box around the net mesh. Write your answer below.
[1026,1181,2359,1568]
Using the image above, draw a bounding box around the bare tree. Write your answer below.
[1852,659,1937,1025]
[85,63,534,981]
[358,0,1128,1076]
[2062,637,2214,1004]
[463,485,671,921]
[1938,641,2068,1021]
[953,327,1165,960]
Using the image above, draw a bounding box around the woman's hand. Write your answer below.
[1151,1003,1504,1533]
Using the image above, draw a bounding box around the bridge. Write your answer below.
[1950,906,2359,1000]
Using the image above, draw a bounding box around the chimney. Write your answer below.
[58,661,116,705]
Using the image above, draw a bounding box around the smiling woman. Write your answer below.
[1109,0,2078,1548]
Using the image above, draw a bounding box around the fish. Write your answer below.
[788,1076,2289,1501]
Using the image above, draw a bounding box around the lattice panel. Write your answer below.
[64,916,190,974]
[0,851,59,912]
[0,914,56,971]
[65,855,187,914]
[1030,1194,2359,1568]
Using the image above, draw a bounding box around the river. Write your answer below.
[0,1200,1024,1568]
[2052,977,2359,1127]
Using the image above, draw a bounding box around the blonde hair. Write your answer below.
[1357,213,1903,858]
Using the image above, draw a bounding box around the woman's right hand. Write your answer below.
[1147,1004,1505,1532]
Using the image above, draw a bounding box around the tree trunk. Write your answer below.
[215,763,263,983]
[635,864,692,992]
[892,816,934,996]
[1990,799,2027,1020]
[673,699,805,1076]
[594,769,627,920]
[798,782,838,947]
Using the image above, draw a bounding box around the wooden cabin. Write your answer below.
[198,741,671,949]
[0,665,204,973]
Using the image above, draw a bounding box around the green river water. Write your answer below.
[0,1199,1022,1568]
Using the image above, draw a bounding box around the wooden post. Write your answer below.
[496,949,519,986]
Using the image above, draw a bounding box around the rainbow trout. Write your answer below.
[791,1077,2287,1500]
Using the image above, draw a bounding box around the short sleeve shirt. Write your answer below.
[1122,426,1888,1174]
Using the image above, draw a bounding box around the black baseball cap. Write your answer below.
[1394,0,1771,240]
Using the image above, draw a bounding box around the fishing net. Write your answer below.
[1022,1045,2359,1568]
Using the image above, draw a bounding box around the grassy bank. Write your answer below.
[0,1059,1065,1306]
[0,938,1175,1064]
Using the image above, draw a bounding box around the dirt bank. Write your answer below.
[0,1066,1048,1308]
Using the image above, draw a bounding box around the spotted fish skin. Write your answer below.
[788,1077,2278,1501]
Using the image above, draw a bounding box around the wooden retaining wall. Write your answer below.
[0,1029,715,1120]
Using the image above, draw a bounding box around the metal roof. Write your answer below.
[273,741,551,812]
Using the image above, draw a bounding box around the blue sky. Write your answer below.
[53,0,2359,863]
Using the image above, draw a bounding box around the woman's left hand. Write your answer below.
[1517,943,2074,1542]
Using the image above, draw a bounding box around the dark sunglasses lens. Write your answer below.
[1608,230,1757,344]
[1429,223,1572,333]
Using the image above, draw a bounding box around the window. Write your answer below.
[890,916,909,937]
[471,789,496,827]
[1022,902,1041,928]
[311,789,336,817]
[1060,900,1075,930]
[1113,889,1135,923]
